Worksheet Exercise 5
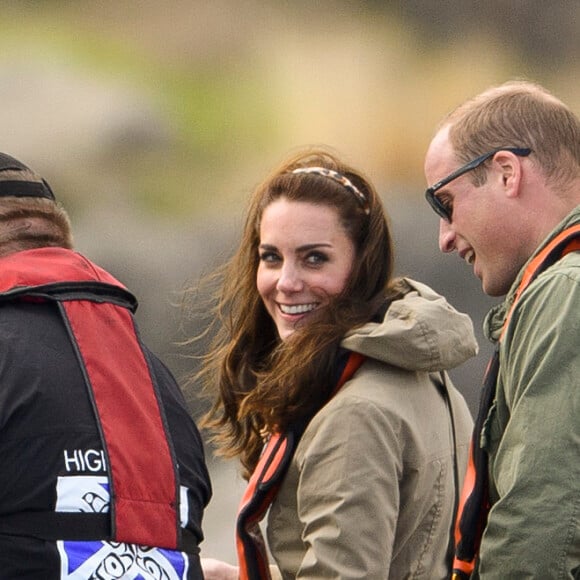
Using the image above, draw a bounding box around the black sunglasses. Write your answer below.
[425,147,532,222]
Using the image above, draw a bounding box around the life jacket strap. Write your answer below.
[236,351,366,580]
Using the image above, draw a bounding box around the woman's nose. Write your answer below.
[439,219,457,253]
[276,264,303,292]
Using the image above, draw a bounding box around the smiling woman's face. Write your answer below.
[256,197,355,341]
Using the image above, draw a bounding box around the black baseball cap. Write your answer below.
[0,152,55,200]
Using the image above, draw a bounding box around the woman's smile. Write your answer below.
[278,302,319,315]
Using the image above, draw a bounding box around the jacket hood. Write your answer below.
[341,278,478,372]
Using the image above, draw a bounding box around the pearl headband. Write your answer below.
[291,167,370,215]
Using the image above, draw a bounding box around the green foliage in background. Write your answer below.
[0,8,278,217]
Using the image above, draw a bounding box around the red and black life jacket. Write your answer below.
[452,224,580,579]
[0,247,181,549]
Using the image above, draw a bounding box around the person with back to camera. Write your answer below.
[192,145,477,579]
[0,152,212,579]
[423,80,580,579]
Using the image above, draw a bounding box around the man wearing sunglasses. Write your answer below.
[423,80,580,579]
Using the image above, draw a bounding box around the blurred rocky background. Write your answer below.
[1,0,578,563]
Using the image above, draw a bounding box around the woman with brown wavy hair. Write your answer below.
[195,146,476,579]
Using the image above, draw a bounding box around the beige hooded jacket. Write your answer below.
[267,278,476,579]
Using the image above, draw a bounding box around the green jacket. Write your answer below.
[477,206,580,578]
[267,278,476,579]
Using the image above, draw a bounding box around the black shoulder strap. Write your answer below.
[0,281,138,312]
[432,371,462,571]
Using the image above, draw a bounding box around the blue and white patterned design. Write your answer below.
[55,476,190,579]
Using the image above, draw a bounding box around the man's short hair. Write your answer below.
[0,154,73,254]
[442,80,580,188]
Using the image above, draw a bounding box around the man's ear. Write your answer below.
[493,151,522,198]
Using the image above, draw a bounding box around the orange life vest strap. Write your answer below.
[236,351,366,580]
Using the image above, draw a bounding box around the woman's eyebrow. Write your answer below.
[296,242,332,252]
